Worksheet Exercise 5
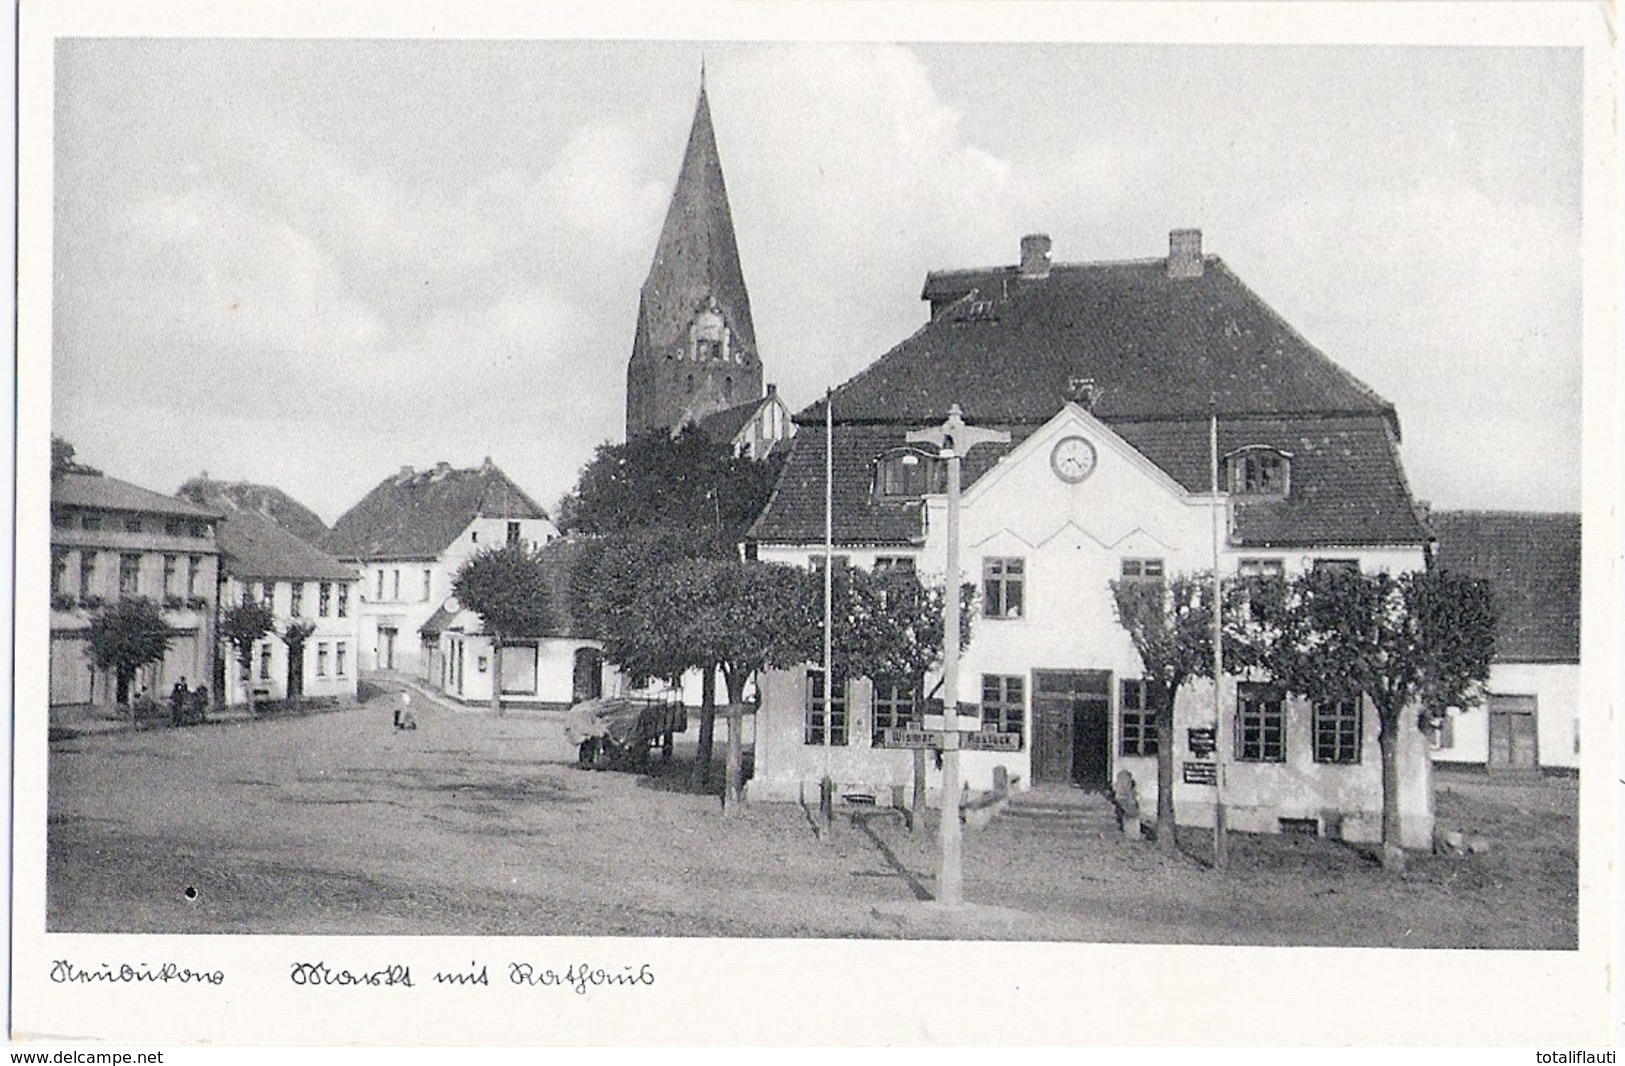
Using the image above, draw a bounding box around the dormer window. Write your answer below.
[875,446,946,500]
[1226,446,1292,497]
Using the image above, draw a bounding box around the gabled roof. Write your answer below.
[322,460,549,561]
[803,258,1394,430]
[178,476,329,545]
[52,472,220,520]
[216,507,357,583]
[1430,511,1580,664]
[693,395,768,444]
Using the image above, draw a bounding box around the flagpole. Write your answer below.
[821,387,834,839]
[1210,403,1229,869]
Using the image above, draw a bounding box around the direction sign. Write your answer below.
[961,731,1021,753]
[880,729,943,750]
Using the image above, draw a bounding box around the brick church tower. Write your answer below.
[625,77,763,439]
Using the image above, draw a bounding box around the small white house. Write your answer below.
[322,458,559,677]
[210,504,362,707]
[1428,511,1581,773]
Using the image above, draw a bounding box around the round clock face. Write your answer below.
[1050,435,1098,483]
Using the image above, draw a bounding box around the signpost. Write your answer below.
[878,728,1021,753]
[906,405,1008,908]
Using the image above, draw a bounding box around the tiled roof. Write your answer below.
[752,244,1425,550]
[749,415,1429,548]
[322,460,549,561]
[52,472,220,519]
[215,507,358,582]
[694,396,766,444]
[177,476,329,545]
[1430,511,1580,663]
[803,258,1395,428]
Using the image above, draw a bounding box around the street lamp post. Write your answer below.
[908,404,1008,907]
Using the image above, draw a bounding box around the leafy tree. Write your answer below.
[1272,567,1495,870]
[85,597,173,712]
[1109,574,1215,853]
[556,427,783,550]
[220,600,276,715]
[281,619,317,708]
[452,543,554,718]
[632,558,812,806]
[51,436,100,480]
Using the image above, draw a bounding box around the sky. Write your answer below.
[48,35,1585,525]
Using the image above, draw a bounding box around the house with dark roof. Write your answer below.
[692,384,795,460]
[747,231,1437,848]
[1429,511,1581,772]
[419,536,608,709]
[179,482,361,708]
[49,471,223,714]
[322,458,558,677]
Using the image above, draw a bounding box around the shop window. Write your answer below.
[982,558,1024,619]
[1120,679,1158,757]
[1237,683,1286,762]
[980,674,1025,744]
[1313,699,1362,764]
[804,670,848,746]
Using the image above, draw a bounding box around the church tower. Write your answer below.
[626,77,763,439]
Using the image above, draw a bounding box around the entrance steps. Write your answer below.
[998,786,1121,830]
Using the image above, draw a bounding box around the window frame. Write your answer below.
[318,582,332,617]
[804,670,849,747]
[118,553,142,598]
[870,677,921,745]
[1236,683,1286,763]
[981,557,1025,619]
[980,674,1026,745]
[1119,678,1159,757]
[1120,558,1166,582]
[1312,698,1363,765]
[873,446,945,501]
[1226,446,1292,497]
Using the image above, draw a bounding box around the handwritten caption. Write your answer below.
[49,958,657,995]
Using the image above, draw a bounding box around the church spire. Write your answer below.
[625,77,763,439]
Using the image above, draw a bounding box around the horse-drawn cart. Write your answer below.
[564,696,688,771]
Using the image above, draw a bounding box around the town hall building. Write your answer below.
[746,231,1438,848]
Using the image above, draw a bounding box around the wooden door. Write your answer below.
[1032,700,1072,784]
[1032,670,1112,787]
[1488,694,1539,772]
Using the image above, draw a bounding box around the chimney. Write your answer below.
[1019,234,1052,279]
[1167,228,1204,279]
[766,382,777,397]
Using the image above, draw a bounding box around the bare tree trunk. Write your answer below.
[1155,693,1177,854]
[1378,706,1406,872]
[723,669,747,813]
[490,637,504,718]
[691,667,717,790]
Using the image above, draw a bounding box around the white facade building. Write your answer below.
[747,231,1438,848]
